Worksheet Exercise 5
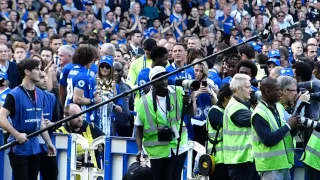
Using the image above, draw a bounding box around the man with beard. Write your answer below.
[49,34,63,67]
[35,71,58,180]
[251,77,298,179]
[56,103,104,169]
[0,59,56,180]
[135,66,189,180]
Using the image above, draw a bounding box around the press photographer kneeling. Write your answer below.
[135,66,195,180]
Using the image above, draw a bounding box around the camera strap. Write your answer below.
[152,90,171,127]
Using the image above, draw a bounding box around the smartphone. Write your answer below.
[202,81,207,87]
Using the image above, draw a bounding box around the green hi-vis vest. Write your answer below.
[251,102,294,171]
[206,105,224,164]
[136,86,188,159]
[303,130,320,171]
[223,97,253,164]
[56,123,98,168]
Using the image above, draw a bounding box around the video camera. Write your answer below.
[175,79,200,91]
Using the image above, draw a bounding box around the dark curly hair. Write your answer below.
[235,60,258,78]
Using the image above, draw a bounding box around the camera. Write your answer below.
[175,79,200,91]
[158,126,174,142]
[299,117,318,129]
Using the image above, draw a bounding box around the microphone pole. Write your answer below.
[0,35,262,151]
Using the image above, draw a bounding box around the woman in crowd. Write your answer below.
[96,56,123,136]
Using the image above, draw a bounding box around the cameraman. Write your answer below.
[135,66,189,180]
[251,77,298,179]
[277,75,310,120]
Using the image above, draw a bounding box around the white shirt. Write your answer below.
[284,14,294,25]
[135,86,188,159]
[230,9,249,24]
[277,21,290,30]
[215,10,224,20]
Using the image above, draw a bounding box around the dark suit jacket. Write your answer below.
[127,45,144,57]
[7,61,22,89]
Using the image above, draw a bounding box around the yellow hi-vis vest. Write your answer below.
[251,102,294,171]
[303,130,320,171]
[135,86,188,159]
[206,105,224,164]
[223,97,253,164]
[56,123,98,168]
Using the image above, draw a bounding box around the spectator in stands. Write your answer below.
[12,41,27,64]
[49,34,63,66]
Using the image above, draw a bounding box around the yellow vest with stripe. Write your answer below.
[223,97,253,164]
[136,86,188,159]
[206,105,224,164]
[303,130,320,171]
[56,123,98,168]
[251,102,294,171]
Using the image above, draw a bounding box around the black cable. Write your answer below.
[0,35,261,151]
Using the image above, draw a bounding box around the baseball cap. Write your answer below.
[249,41,261,52]
[32,37,41,43]
[268,49,281,58]
[100,55,113,67]
[85,0,93,5]
[266,58,281,66]
[0,72,8,80]
[149,66,168,80]
[280,68,294,77]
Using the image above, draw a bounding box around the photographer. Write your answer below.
[277,75,310,120]
[251,77,297,179]
[134,66,190,180]
[222,74,259,179]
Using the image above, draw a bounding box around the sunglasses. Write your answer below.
[254,9,259,11]
[166,33,173,36]
[100,64,111,69]
[140,22,147,24]
[277,15,284,17]
[114,69,122,72]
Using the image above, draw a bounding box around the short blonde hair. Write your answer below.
[229,73,251,92]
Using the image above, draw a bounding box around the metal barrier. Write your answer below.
[0,131,307,180]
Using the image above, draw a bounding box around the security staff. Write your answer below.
[251,77,298,179]
[206,83,232,180]
[303,127,320,180]
[222,73,259,180]
[0,59,56,180]
[135,66,189,180]
[35,71,58,180]
[56,103,105,169]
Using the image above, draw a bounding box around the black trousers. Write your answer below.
[306,164,320,180]
[210,163,231,180]
[150,151,187,180]
[40,152,58,180]
[115,125,133,137]
[228,162,260,180]
[9,152,41,180]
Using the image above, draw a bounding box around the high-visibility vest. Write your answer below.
[206,105,224,164]
[223,97,253,164]
[303,130,320,171]
[56,123,98,168]
[135,86,188,159]
[251,102,294,171]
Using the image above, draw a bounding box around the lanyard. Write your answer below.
[22,86,37,115]
[143,55,146,69]
[156,96,167,115]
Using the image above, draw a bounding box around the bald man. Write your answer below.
[56,103,105,168]
[269,66,284,79]
[251,77,298,180]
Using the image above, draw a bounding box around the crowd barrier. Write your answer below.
[0,130,307,180]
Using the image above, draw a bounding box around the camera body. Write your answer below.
[158,126,174,141]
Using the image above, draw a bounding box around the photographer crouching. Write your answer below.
[135,66,192,180]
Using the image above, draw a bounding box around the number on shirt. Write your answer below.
[66,78,74,106]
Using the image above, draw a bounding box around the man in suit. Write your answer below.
[127,30,144,57]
